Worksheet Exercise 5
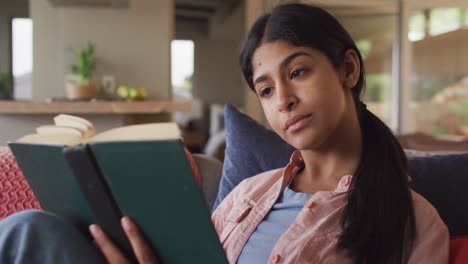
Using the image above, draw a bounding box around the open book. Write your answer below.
[17,114,181,146]
[9,115,227,264]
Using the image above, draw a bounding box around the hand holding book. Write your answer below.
[90,216,159,264]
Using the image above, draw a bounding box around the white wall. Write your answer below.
[198,2,245,107]
[189,3,245,107]
[243,0,268,125]
[31,0,174,100]
[30,0,61,100]
[194,38,244,106]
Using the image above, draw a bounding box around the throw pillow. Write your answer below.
[450,236,468,264]
[212,105,294,209]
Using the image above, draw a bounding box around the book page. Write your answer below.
[54,114,95,140]
[16,133,82,146]
[36,125,84,137]
[89,123,181,143]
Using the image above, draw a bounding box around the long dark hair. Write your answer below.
[240,4,415,264]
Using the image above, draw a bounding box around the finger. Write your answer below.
[89,224,130,264]
[121,216,158,264]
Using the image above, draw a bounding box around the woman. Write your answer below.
[0,3,448,264]
[210,4,448,263]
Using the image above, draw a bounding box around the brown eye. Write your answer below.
[290,69,306,79]
[260,87,273,97]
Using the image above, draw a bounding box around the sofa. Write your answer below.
[0,146,41,218]
[1,104,467,263]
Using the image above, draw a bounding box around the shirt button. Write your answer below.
[305,200,315,208]
[340,177,351,186]
[271,253,281,263]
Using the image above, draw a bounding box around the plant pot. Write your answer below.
[65,81,98,100]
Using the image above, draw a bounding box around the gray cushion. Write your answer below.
[193,154,223,212]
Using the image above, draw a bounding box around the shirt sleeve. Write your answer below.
[408,193,449,264]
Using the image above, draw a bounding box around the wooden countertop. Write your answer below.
[0,100,192,114]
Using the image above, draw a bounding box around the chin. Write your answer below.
[286,131,328,151]
[288,136,321,151]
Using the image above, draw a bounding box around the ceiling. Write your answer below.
[174,0,242,38]
[0,0,242,18]
[0,0,394,41]
[25,0,242,22]
[0,0,28,5]
[175,0,240,22]
[0,0,243,39]
[46,0,128,8]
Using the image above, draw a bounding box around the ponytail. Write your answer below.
[337,101,416,263]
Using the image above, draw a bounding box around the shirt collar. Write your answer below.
[283,150,353,193]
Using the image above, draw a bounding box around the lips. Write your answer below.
[284,114,312,131]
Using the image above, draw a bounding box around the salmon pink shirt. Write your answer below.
[212,151,449,264]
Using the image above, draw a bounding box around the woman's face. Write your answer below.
[251,40,357,150]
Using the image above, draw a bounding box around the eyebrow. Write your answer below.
[253,51,313,86]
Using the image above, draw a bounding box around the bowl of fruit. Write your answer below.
[117,85,148,101]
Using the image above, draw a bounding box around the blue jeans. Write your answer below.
[0,210,105,263]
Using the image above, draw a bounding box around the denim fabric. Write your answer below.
[214,104,468,236]
[0,210,105,264]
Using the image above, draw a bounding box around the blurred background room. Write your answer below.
[1,0,468,159]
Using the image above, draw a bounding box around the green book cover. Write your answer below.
[8,143,96,234]
[89,139,227,263]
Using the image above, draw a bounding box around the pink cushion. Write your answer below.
[184,147,202,187]
[0,147,41,220]
[450,236,468,264]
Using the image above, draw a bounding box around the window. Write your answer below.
[429,8,461,36]
[339,13,397,126]
[409,11,425,42]
[12,18,33,100]
[171,40,194,99]
[409,8,467,41]
[465,9,468,26]
[410,7,468,136]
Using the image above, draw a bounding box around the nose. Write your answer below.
[277,83,298,112]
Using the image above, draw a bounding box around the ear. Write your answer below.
[340,49,361,89]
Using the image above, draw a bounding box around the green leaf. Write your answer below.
[70,42,97,82]
[0,72,13,97]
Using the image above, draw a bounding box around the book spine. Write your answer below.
[63,145,137,262]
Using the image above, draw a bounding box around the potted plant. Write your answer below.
[65,43,98,100]
[0,72,13,100]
